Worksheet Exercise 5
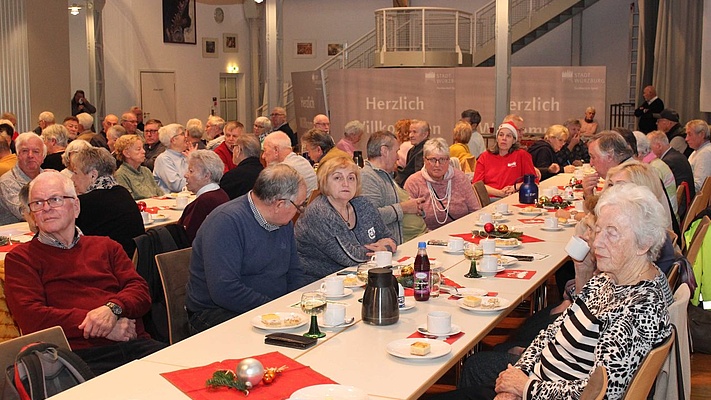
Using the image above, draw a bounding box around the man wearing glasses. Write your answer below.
[395,119,430,187]
[5,171,166,375]
[270,107,297,148]
[142,119,165,171]
[186,165,310,333]
[313,114,331,135]
[121,111,142,138]
[0,132,45,224]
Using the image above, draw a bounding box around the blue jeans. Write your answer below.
[188,308,239,335]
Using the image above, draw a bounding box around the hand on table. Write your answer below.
[78,305,118,339]
[106,318,137,342]
[365,238,397,253]
[549,163,560,174]
[495,364,528,398]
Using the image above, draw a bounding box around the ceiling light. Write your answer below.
[68,4,82,15]
[254,0,264,3]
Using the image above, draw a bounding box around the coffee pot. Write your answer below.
[362,268,399,325]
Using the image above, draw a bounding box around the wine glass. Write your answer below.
[300,291,327,338]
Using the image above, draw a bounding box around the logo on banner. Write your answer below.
[561,70,574,81]
[300,97,315,109]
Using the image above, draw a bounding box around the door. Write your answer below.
[219,74,239,121]
[140,71,176,123]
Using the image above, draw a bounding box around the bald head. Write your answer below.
[313,114,330,134]
[262,131,293,165]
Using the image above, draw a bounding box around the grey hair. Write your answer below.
[253,164,304,204]
[254,116,272,132]
[107,125,126,141]
[158,123,185,147]
[76,113,93,130]
[632,131,651,157]
[41,124,69,148]
[16,132,48,159]
[29,170,77,199]
[647,130,669,146]
[686,119,710,141]
[62,139,92,166]
[38,111,55,123]
[344,120,365,138]
[72,146,116,176]
[423,137,450,158]
[189,150,224,183]
[18,183,30,215]
[366,130,397,158]
[234,134,261,159]
[591,131,634,163]
[186,118,204,140]
[206,115,225,129]
[302,129,335,153]
[586,106,596,114]
[595,183,667,262]
[264,131,292,150]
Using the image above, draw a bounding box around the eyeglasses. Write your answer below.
[144,129,159,134]
[28,196,75,213]
[287,199,308,213]
[270,113,285,117]
[425,157,449,165]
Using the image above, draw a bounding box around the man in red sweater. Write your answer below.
[5,171,165,375]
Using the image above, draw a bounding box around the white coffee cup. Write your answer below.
[480,255,498,272]
[565,235,590,261]
[479,212,492,224]
[543,187,557,198]
[320,276,345,296]
[544,216,559,229]
[175,196,189,209]
[480,238,496,255]
[323,303,346,326]
[447,237,465,252]
[573,200,584,212]
[495,203,509,214]
[141,211,152,224]
[370,251,393,267]
[427,311,452,335]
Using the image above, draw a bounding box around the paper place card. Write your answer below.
[495,270,536,279]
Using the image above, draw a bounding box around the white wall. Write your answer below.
[102,0,251,124]
[68,9,90,102]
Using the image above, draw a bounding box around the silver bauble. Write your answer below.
[236,358,265,389]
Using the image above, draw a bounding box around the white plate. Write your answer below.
[399,299,416,311]
[562,219,578,227]
[386,338,451,360]
[479,266,505,276]
[251,312,307,330]
[152,214,168,221]
[540,226,563,232]
[443,249,464,255]
[318,316,356,330]
[498,255,518,267]
[457,296,511,313]
[169,205,185,210]
[143,220,155,226]
[445,287,487,298]
[289,384,368,400]
[319,288,353,299]
[417,324,461,338]
[497,211,515,216]
[519,208,543,216]
[495,240,522,249]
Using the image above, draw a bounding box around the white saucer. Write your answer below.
[399,299,416,311]
[540,226,563,232]
[479,266,505,276]
[169,205,185,210]
[152,214,168,221]
[318,316,356,330]
[320,288,353,299]
[443,249,464,255]
[417,324,461,338]
[445,287,487,298]
[143,220,155,226]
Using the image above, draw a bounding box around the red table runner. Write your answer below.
[161,351,336,400]
[0,242,20,252]
[449,233,544,244]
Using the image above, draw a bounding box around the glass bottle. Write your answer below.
[413,242,430,301]
[353,151,364,168]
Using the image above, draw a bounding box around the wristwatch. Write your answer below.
[105,302,123,317]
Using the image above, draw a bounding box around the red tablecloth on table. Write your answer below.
[449,233,544,244]
[161,351,337,400]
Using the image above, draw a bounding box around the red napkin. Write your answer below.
[0,242,20,252]
[495,269,536,279]
[161,352,337,400]
[408,331,465,344]
[450,233,543,244]
[144,207,160,214]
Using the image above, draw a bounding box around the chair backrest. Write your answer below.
[666,263,680,292]
[472,180,491,207]
[676,182,688,223]
[653,283,691,400]
[155,248,192,344]
[581,366,608,400]
[685,216,710,266]
[0,326,70,395]
[623,329,676,400]
[681,195,707,251]
[699,176,711,207]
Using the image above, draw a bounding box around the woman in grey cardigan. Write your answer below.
[295,156,397,283]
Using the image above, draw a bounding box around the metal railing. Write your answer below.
[475,0,556,48]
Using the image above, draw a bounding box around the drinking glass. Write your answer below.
[464,242,482,261]
[301,291,327,338]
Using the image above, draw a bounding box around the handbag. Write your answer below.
[688,302,711,354]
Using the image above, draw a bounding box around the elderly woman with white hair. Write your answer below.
[186,118,206,149]
[60,139,92,178]
[335,120,365,157]
[114,134,164,199]
[405,138,481,230]
[179,150,230,242]
[153,123,191,193]
[473,121,537,199]
[72,146,144,256]
[106,125,126,154]
[253,116,272,144]
[438,184,672,400]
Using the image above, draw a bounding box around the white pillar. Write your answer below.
[494,0,510,126]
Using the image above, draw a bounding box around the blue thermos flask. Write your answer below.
[518,174,538,204]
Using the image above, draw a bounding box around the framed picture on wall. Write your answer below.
[328,42,344,56]
[202,38,218,58]
[162,0,197,44]
[294,40,316,58]
[223,33,238,53]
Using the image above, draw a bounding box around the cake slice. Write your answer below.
[410,341,431,356]
[261,313,282,326]
[463,295,482,308]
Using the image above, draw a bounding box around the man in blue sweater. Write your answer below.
[186,164,310,333]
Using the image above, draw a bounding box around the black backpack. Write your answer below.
[4,342,94,400]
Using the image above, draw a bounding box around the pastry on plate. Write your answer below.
[410,341,431,356]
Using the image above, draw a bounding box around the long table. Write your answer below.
[49,174,580,400]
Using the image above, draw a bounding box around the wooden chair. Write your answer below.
[675,182,689,223]
[699,176,711,207]
[685,216,710,267]
[472,180,491,207]
[155,248,192,345]
[581,366,608,400]
[681,195,708,251]
[654,284,692,400]
[0,326,71,394]
[666,263,680,292]
[622,329,675,400]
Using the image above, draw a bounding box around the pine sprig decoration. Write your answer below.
[206,370,250,395]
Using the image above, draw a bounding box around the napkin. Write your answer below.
[408,331,465,344]
[144,206,160,214]
[495,269,536,279]
[161,351,337,400]
[450,233,544,244]
[0,242,20,252]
